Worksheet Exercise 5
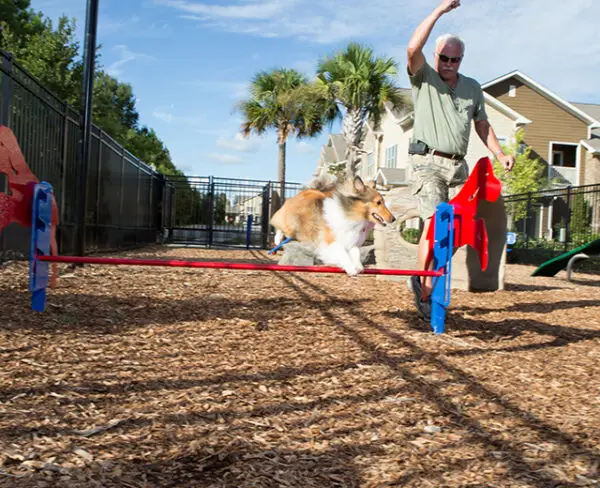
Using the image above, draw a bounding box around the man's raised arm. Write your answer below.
[407,0,460,75]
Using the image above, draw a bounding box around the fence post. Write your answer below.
[59,106,69,253]
[246,214,253,249]
[261,182,270,249]
[0,51,13,126]
[156,173,166,241]
[119,146,125,245]
[95,131,103,250]
[135,164,141,246]
[565,185,572,253]
[208,176,215,248]
[0,52,14,257]
[524,192,532,250]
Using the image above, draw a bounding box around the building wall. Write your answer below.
[484,78,590,184]
[360,126,379,182]
[585,154,600,187]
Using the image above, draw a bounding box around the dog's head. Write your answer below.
[350,176,396,226]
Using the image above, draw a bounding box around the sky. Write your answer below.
[30,0,599,185]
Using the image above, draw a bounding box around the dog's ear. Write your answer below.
[353,176,366,193]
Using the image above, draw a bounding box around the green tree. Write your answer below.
[0,0,45,50]
[2,15,82,103]
[236,68,326,198]
[493,129,550,222]
[93,72,139,140]
[214,193,229,225]
[125,127,177,175]
[1,1,182,180]
[316,42,407,179]
[570,192,591,236]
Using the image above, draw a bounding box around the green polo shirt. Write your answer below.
[408,61,487,156]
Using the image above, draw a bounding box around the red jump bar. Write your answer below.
[37,255,444,277]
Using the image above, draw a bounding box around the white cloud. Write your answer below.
[98,13,173,39]
[152,109,174,123]
[106,45,154,78]
[151,105,205,127]
[158,0,290,19]
[155,0,599,103]
[294,141,314,154]
[155,0,371,43]
[217,133,261,152]
[395,0,599,102]
[206,153,244,164]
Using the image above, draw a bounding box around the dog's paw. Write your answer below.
[343,266,360,277]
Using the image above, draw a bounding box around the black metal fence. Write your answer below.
[0,49,171,259]
[167,176,302,248]
[504,183,600,264]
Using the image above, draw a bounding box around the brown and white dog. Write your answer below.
[270,176,395,276]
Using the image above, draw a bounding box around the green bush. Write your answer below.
[570,193,591,235]
[401,228,420,244]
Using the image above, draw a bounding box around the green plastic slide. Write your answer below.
[531,238,600,277]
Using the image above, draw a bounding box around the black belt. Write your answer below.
[408,140,464,161]
[430,149,465,161]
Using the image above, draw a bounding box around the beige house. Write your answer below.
[313,134,348,178]
[231,193,262,224]
[483,70,600,187]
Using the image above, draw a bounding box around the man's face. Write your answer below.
[434,42,463,81]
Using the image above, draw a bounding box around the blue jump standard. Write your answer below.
[28,183,455,334]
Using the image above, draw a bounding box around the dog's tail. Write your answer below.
[305,172,337,192]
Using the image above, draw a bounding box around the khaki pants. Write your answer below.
[409,153,468,220]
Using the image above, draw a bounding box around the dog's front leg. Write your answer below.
[320,242,359,276]
[349,246,364,274]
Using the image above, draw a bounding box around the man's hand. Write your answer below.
[497,153,515,172]
[437,0,460,14]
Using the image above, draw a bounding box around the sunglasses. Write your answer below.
[437,53,462,64]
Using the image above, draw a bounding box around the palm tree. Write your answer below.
[237,68,327,200]
[316,42,408,179]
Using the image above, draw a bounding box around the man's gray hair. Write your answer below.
[435,34,465,54]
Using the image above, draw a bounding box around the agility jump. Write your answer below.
[0,126,501,334]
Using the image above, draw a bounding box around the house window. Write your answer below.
[550,143,576,168]
[367,152,374,176]
[509,85,516,97]
[552,150,563,167]
[385,145,397,168]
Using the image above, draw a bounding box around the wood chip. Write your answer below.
[1,248,599,487]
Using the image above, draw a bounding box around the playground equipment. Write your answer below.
[0,126,501,334]
[531,238,600,281]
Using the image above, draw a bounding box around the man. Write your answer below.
[406,0,515,319]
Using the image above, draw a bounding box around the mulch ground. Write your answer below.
[1,247,599,488]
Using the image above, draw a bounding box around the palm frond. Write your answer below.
[234,68,337,184]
